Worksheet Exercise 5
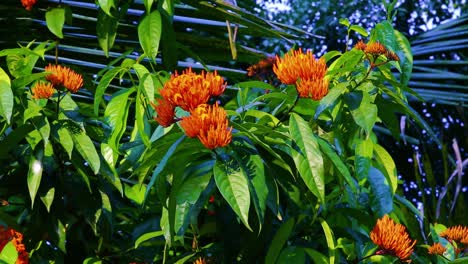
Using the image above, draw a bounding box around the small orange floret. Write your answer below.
[296,76,329,101]
[440,225,468,245]
[370,215,416,261]
[151,98,176,127]
[365,42,388,56]
[160,68,226,112]
[21,0,37,11]
[428,242,446,255]
[45,64,84,93]
[180,103,232,149]
[247,56,276,78]
[0,226,29,264]
[354,40,367,51]
[193,257,207,264]
[31,82,54,99]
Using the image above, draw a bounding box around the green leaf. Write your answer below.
[98,0,115,17]
[350,25,368,37]
[0,67,13,123]
[40,187,55,212]
[247,155,268,230]
[371,21,397,52]
[172,164,212,235]
[27,147,43,209]
[394,30,413,85]
[161,11,178,70]
[265,217,295,264]
[104,87,135,153]
[339,18,350,28]
[289,113,325,204]
[314,82,347,119]
[355,138,373,181]
[69,126,101,174]
[317,137,357,192]
[57,219,67,253]
[450,257,468,263]
[0,124,34,159]
[133,64,155,102]
[11,72,48,90]
[134,230,164,249]
[345,90,377,135]
[144,135,185,202]
[373,144,398,194]
[138,10,162,60]
[213,159,252,231]
[320,218,337,264]
[124,183,146,205]
[304,248,328,264]
[143,0,154,13]
[83,257,102,264]
[45,8,66,39]
[94,67,125,115]
[97,9,119,57]
[277,246,306,263]
[0,241,18,263]
[368,167,393,216]
[54,123,74,159]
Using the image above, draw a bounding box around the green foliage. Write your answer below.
[0,1,466,263]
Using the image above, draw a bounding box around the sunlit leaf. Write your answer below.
[40,187,55,212]
[27,147,43,209]
[0,67,13,123]
[134,230,164,249]
[45,8,66,39]
[368,167,393,216]
[320,218,337,264]
[138,10,162,60]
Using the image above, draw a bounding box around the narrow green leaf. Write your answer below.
[304,248,328,264]
[339,18,350,28]
[27,147,44,209]
[289,113,325,204]
[104,87,135,152]
[94,67,125,115]
[97,9,119,57]
[143,0,154,13]
[53,122,74,159]
[40,187,55,212]
[373,144,398,194]
[144,135,185,202]
[213,159,252,231]
[0,67,13,123]
[355,138,373,181]
[134,230,164,249]
[124,183,146,205]
[314,82,347,119]
[320,218,337,264]
[69,126,101,174]
[98,0,115,17]
[277,246,306,263]
[247,155,268,230]
[57,219,67,253]
[138,10,162,60]
[265,217,295,264]
[394,30,413,85]
[317,137,357,192]
[350,25,368,36]
[45,8,65,39]
[345,91,377,135]
[83,257,102,264]
[133,64,155,102]
[11,72,48,90]
[368,167,393,216]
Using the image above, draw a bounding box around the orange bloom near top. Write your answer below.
[428,242,446,255]
[45,64,84,93]
[370,215,416,261]
[21,0,37,11]
[439,225,468,244]
[31,82,54,99]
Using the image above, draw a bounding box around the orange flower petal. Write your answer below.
[45,64,83,93]
[428,242,446,255]
[31,82,55,99]
[440,225,468,244]
[151,98,176,127]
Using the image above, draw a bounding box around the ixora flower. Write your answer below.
[45,64,84,93]
[354,41,399,62]
[180,103,232,149]
[440,225,468,245]
[428,242,446,255]
[273,49,329,100]
[21,0,37,11]
[370,215,417,262]
[31,82,54,99]
[160,68,226,112]
[150,98,176,127]
[0,226,29,264]
[193,257,207,264]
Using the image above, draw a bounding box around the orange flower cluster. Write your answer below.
[273,49,329,100]
[31,82,54,99]
[440,225,468,245]
[428,242,446,255]
[0,226,29,264]
[21,0,37,11]
[180,104,232,149]
[370,215,416,261]
[247,56,276,79]
[159,68,225,112]
[45,64,84,93]
[193,257,207,264]
[354,41,399,62]
[151,68,232,149]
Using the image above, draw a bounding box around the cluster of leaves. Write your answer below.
[0,1,466,263]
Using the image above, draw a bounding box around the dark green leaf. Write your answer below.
[246,155,268,230]
[373,144,398,194]
[277,246,306,263]
[355,138,373,182]
[134,230,164,249]
[368,167,393,216]
[394,30,413,85]
[345,90,377,135]
[314,82,347,119]
[11,72,48,90]
[138,10,162,60]
[27,147,44,209]
[98,0,115,17]
[94,67,125,115]
[97,9,119,57]
[69,126,101,174]
[265,217,295,264]
[161,12,178,70]
[289,113,325,204]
